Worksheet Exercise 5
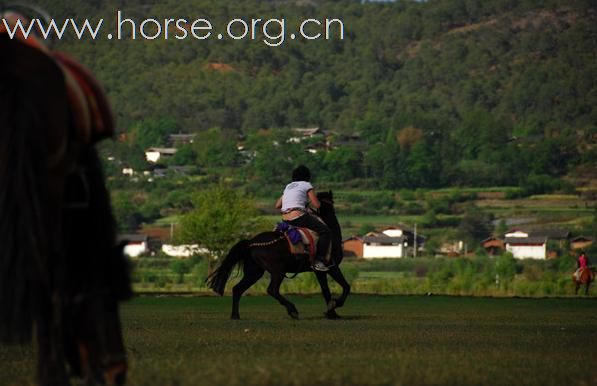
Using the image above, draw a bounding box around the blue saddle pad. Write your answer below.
[275,222,302,244]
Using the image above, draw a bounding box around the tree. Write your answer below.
[458,204,493,246]
[170,144,197,166]
[495,253,517,291]
[322,147,363,181]
[131,117,177,151]
[176,187,264,269]
[111,192,144,232]
[170,260,191,284]
[192,128,239,168]
[397,126,424,151]
[405,142,438,188]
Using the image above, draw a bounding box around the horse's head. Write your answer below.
[317,190,335,209]
[64,242,132,385]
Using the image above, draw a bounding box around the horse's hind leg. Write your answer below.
[267,274,299,319]
[231,259,264,320]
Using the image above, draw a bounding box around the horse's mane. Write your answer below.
[0,34,68,343]
[316,190,344,263]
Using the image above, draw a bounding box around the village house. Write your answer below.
[343,233,405,259]
[145,147,178,163]
[287,127,322,143]
[539,229,571,248]
[343,236,364,258]
[440,240,465,257]
[118,234,149,257]
[571,236,594,251]
[503,228,573,259]
[504,236,548,259]
[362,232,406,258]
[342,226,424,259]
[481,237,505,256]
[168,133,196,147]
[500,229,546,259]
[480,228,574,259]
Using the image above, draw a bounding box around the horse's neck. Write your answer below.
[320,208,341,237]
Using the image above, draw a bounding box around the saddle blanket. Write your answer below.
[275,222,331,263]
[1,11,115,145]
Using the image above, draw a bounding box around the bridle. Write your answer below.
[0,2,54,46]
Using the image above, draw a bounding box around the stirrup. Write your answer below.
[311,261,329,272]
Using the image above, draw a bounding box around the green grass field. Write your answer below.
[1,295,596,386]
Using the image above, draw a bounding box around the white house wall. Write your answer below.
[363,244,404,258]
[506,244,546,259]
[124,243,147,257]
[145,151,161,163]
[162,244,209,257]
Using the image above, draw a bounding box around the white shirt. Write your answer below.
[281,181,313,212]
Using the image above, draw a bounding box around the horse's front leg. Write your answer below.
[267,274,299,319]
[327,266,351,310]
[36,293,70,386]
[315,271,338,319]
[315,271,332,304]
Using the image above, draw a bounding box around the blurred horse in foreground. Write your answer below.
[0,10,132,386]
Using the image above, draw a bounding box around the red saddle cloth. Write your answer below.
[285,228,317,260]
[1,12,115,144]
[283,228,331,264]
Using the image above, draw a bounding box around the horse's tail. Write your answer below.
[0,61,54,344]
[206,240,251,296]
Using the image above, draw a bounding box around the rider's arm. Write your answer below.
[307,189,320,209]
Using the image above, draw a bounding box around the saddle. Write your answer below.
[574,267,595,282]
[275,222,331,263]
[2,12,115,208]
[1,11,115,147]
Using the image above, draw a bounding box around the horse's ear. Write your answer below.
[329,190,333,200]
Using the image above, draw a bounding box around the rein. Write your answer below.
[248,235,286,248]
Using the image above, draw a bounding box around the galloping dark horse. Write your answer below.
[573,267,595,295]
[0,13,131,386]
[208,191,351,320]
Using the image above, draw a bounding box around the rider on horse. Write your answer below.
[275,165,331,271]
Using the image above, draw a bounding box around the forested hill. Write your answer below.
[35,0,596,189]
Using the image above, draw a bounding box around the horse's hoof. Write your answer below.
[231,314,240,320]
[325,310,340,319]
[327,299,337,311]
[289,311,300,320]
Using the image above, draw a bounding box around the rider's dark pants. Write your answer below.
[287,213,331,264]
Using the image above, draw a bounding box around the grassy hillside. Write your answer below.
[19,0,596,238]
[30,0,595,191]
